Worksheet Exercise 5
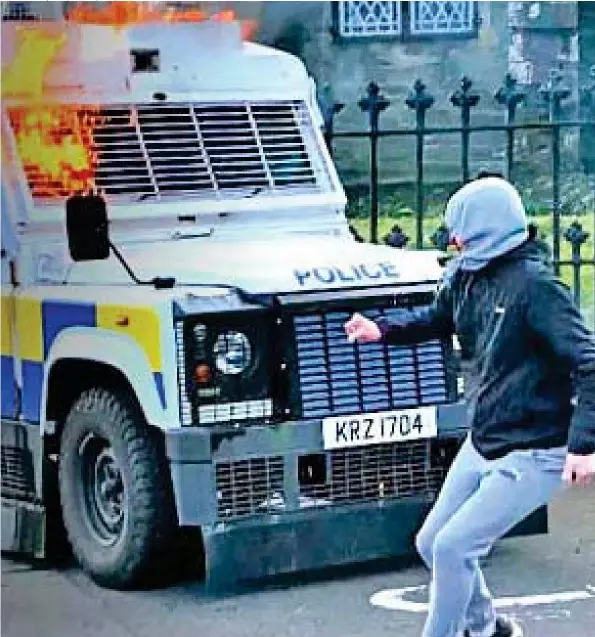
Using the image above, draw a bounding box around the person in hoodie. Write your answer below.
[344,175,595,637]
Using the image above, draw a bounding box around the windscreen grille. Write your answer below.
[8,101,322,201]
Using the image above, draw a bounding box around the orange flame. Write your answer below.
[66,1,192,27]
[2,3,259,200]
[66,2,258,39]
[8,107,102,199]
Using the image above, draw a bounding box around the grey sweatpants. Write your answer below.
[416,434,567,637]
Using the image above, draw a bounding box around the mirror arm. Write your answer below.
[109,241,143,284]
[109,241,176,290]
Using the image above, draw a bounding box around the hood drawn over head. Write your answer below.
[445,176,529,272]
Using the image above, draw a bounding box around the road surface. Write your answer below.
[2,486,594,637]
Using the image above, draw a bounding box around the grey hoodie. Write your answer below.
[445,177,529,271]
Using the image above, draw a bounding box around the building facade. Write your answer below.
[2,1,592,186]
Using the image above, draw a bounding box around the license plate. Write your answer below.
[322,406,437,450]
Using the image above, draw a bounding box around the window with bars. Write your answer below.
[409,1,476,35]
[334,1,479,40]
[338,0,402,38]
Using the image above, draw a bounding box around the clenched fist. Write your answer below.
[344,312,382,344]
[562,452,595,487]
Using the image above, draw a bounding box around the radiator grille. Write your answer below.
[300,441,444,506]
[216,456,284,519]
[8,101,322,201]
[295,307,449,419]
[214,441,445,520]
[1,446,36,502]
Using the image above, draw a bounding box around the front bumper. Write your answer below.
[166,402,468,463]
[166,403,465,528]
[164,402,547,588]
[166,402,468,525]
[203,496,433,589]
[199,496,547,590]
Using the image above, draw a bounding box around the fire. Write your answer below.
[1,26,98,198]
[9,108,102,198]
[2,2,259,199]
[66,1,194,27]
[1,27,66,100]
[66,2,258,39]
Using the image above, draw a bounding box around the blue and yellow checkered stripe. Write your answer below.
[1,296,166,422]
[1,294,18,418]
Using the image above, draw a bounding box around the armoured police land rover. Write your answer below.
[0,16,546,590]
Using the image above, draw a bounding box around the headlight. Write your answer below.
[213,331,252,375]
[176,314,276,426]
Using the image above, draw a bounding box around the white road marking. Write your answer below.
[370,585,595,613]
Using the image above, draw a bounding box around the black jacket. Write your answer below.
[377,239,595,459]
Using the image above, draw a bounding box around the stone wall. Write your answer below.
[578,2,595,174]
[507,1,579,116]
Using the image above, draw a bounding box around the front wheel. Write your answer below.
[59,388,175,589]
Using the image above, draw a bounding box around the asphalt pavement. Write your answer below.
[2,485,594,637]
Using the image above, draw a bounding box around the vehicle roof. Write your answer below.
[1,20,311,106]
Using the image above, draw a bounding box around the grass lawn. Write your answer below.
[350,214,595,329]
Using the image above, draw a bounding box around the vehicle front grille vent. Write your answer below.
[216,456,284,519]
[294,306,449,419]
[300,440,444,506]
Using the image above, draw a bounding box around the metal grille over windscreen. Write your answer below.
[8,101,322,201]
[294,306,449,419]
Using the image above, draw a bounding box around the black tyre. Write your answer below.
[58,387,175,589]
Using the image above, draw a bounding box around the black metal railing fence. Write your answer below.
[319,66,595,328]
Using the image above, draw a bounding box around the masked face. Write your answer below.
[444,177,528,271]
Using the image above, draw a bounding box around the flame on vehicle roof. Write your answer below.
[1,2,258,200]
[65,1,257,39]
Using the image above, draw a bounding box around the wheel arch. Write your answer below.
[42,327,177,448]
[45,359,137,450]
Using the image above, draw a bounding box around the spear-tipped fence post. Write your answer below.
[384,224,410,249]
[406,79,435,248]
[495,73,526,180]
[359,81,390,244]
[564,221,589,308]
[540,68,571,274]
[430,225,451,253]
[317,82,345,157]
[451,76,480,183]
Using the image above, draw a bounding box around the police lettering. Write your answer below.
[294,263,400,286]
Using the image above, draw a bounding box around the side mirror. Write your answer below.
[66,194,110,262]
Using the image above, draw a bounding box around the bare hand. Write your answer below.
[344,312,382,344]
[562,452,595,487]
